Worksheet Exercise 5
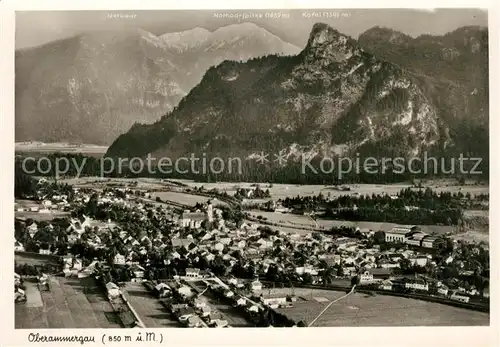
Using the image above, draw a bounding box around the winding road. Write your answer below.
[308,285,356,327]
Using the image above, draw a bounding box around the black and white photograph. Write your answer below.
[7,4,494,338]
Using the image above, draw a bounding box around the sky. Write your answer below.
[15,8,488,50]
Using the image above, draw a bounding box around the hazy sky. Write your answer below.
[16,8,488,49]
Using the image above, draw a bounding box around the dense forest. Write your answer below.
[15,152,488,185]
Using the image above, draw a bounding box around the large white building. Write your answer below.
[179,211,206,229]
[385,226,420,243]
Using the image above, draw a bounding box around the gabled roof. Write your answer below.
[106,282,119,290]
[182,212,206,221]
[171,238,194,248]
[387,227,414,235]
[369,268,393,276]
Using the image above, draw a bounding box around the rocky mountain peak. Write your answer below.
[303,23,360,64]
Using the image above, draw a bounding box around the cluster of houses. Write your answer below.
[15,194,71,214]
[14,273,26,303]
[14,185,489,315]
[143,279,219,328]
[358,268,476,303]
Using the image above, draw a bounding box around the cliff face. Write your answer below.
[107,23,488,163]
[15,24,300,145]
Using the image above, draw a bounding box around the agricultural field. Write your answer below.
[15,251,62,267]
[15,142,108,156]
[56,177,175,191]
[171,179,489,201]
[150,191,225,207]
[122,282,179,328]
[464,210,489,218]
[15,211,70,221]
[274,290,489,326]
[451,231,490,245]
[249,211,456,235]
[15,199,70,221]
[15,277,121,329]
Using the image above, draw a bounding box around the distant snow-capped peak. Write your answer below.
[146,22,300,54]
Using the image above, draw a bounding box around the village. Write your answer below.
[14,178,490,328]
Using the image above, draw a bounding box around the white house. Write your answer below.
[130,264,145,280]
[405,280,429,292]
[437,287,449,296]
[234,296,247,307]
[450,292,470,303]
[14,240,25,252]
[106,282,121,298]
[260,295,288,308]
[155,283,171,298]
[359,271,374,284]
[251,280,262,292]
[409,256,428,267]
[178,285,194,298]
[224,289,235,298]
[185,268,201,278]
[380,280,393,291]
[113,254,126,266]
[27,222,38,237]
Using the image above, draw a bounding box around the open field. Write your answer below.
[15,277,121,329]
[15,211,70,221]
[249,211,456,235]
[171,179,489,200]
[24,281,43,307]
[15,199,70,221]
[16,142,108,156]
[55,177,176,190]
[122,282,179,328]
[451,231,489,244]
[15,251,61,267]
[464,210,489,218]
[274,290,489,326]
[150,191,225,207]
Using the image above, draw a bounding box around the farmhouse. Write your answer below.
[380,279,393,291]
[450,291,470,303]
[14,240,25,252]
[260,294,289,308]
[185,268,202,278]
[113,253,126,266]
[251,279,263,292]
[421,236,446,250]
[106,282,121,298]
[359,268,393,284]
[404,278,429,291]
[409,256,428,267]
[155,283,171,298]
[130,264,145,280]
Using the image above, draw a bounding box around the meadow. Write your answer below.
[15,277,121,329]
[274,290,489,327]
[249,211,456,235]
[171,179,489,200]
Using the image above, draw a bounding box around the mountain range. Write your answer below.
[106,23,489,167]
[15,23,300,145]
